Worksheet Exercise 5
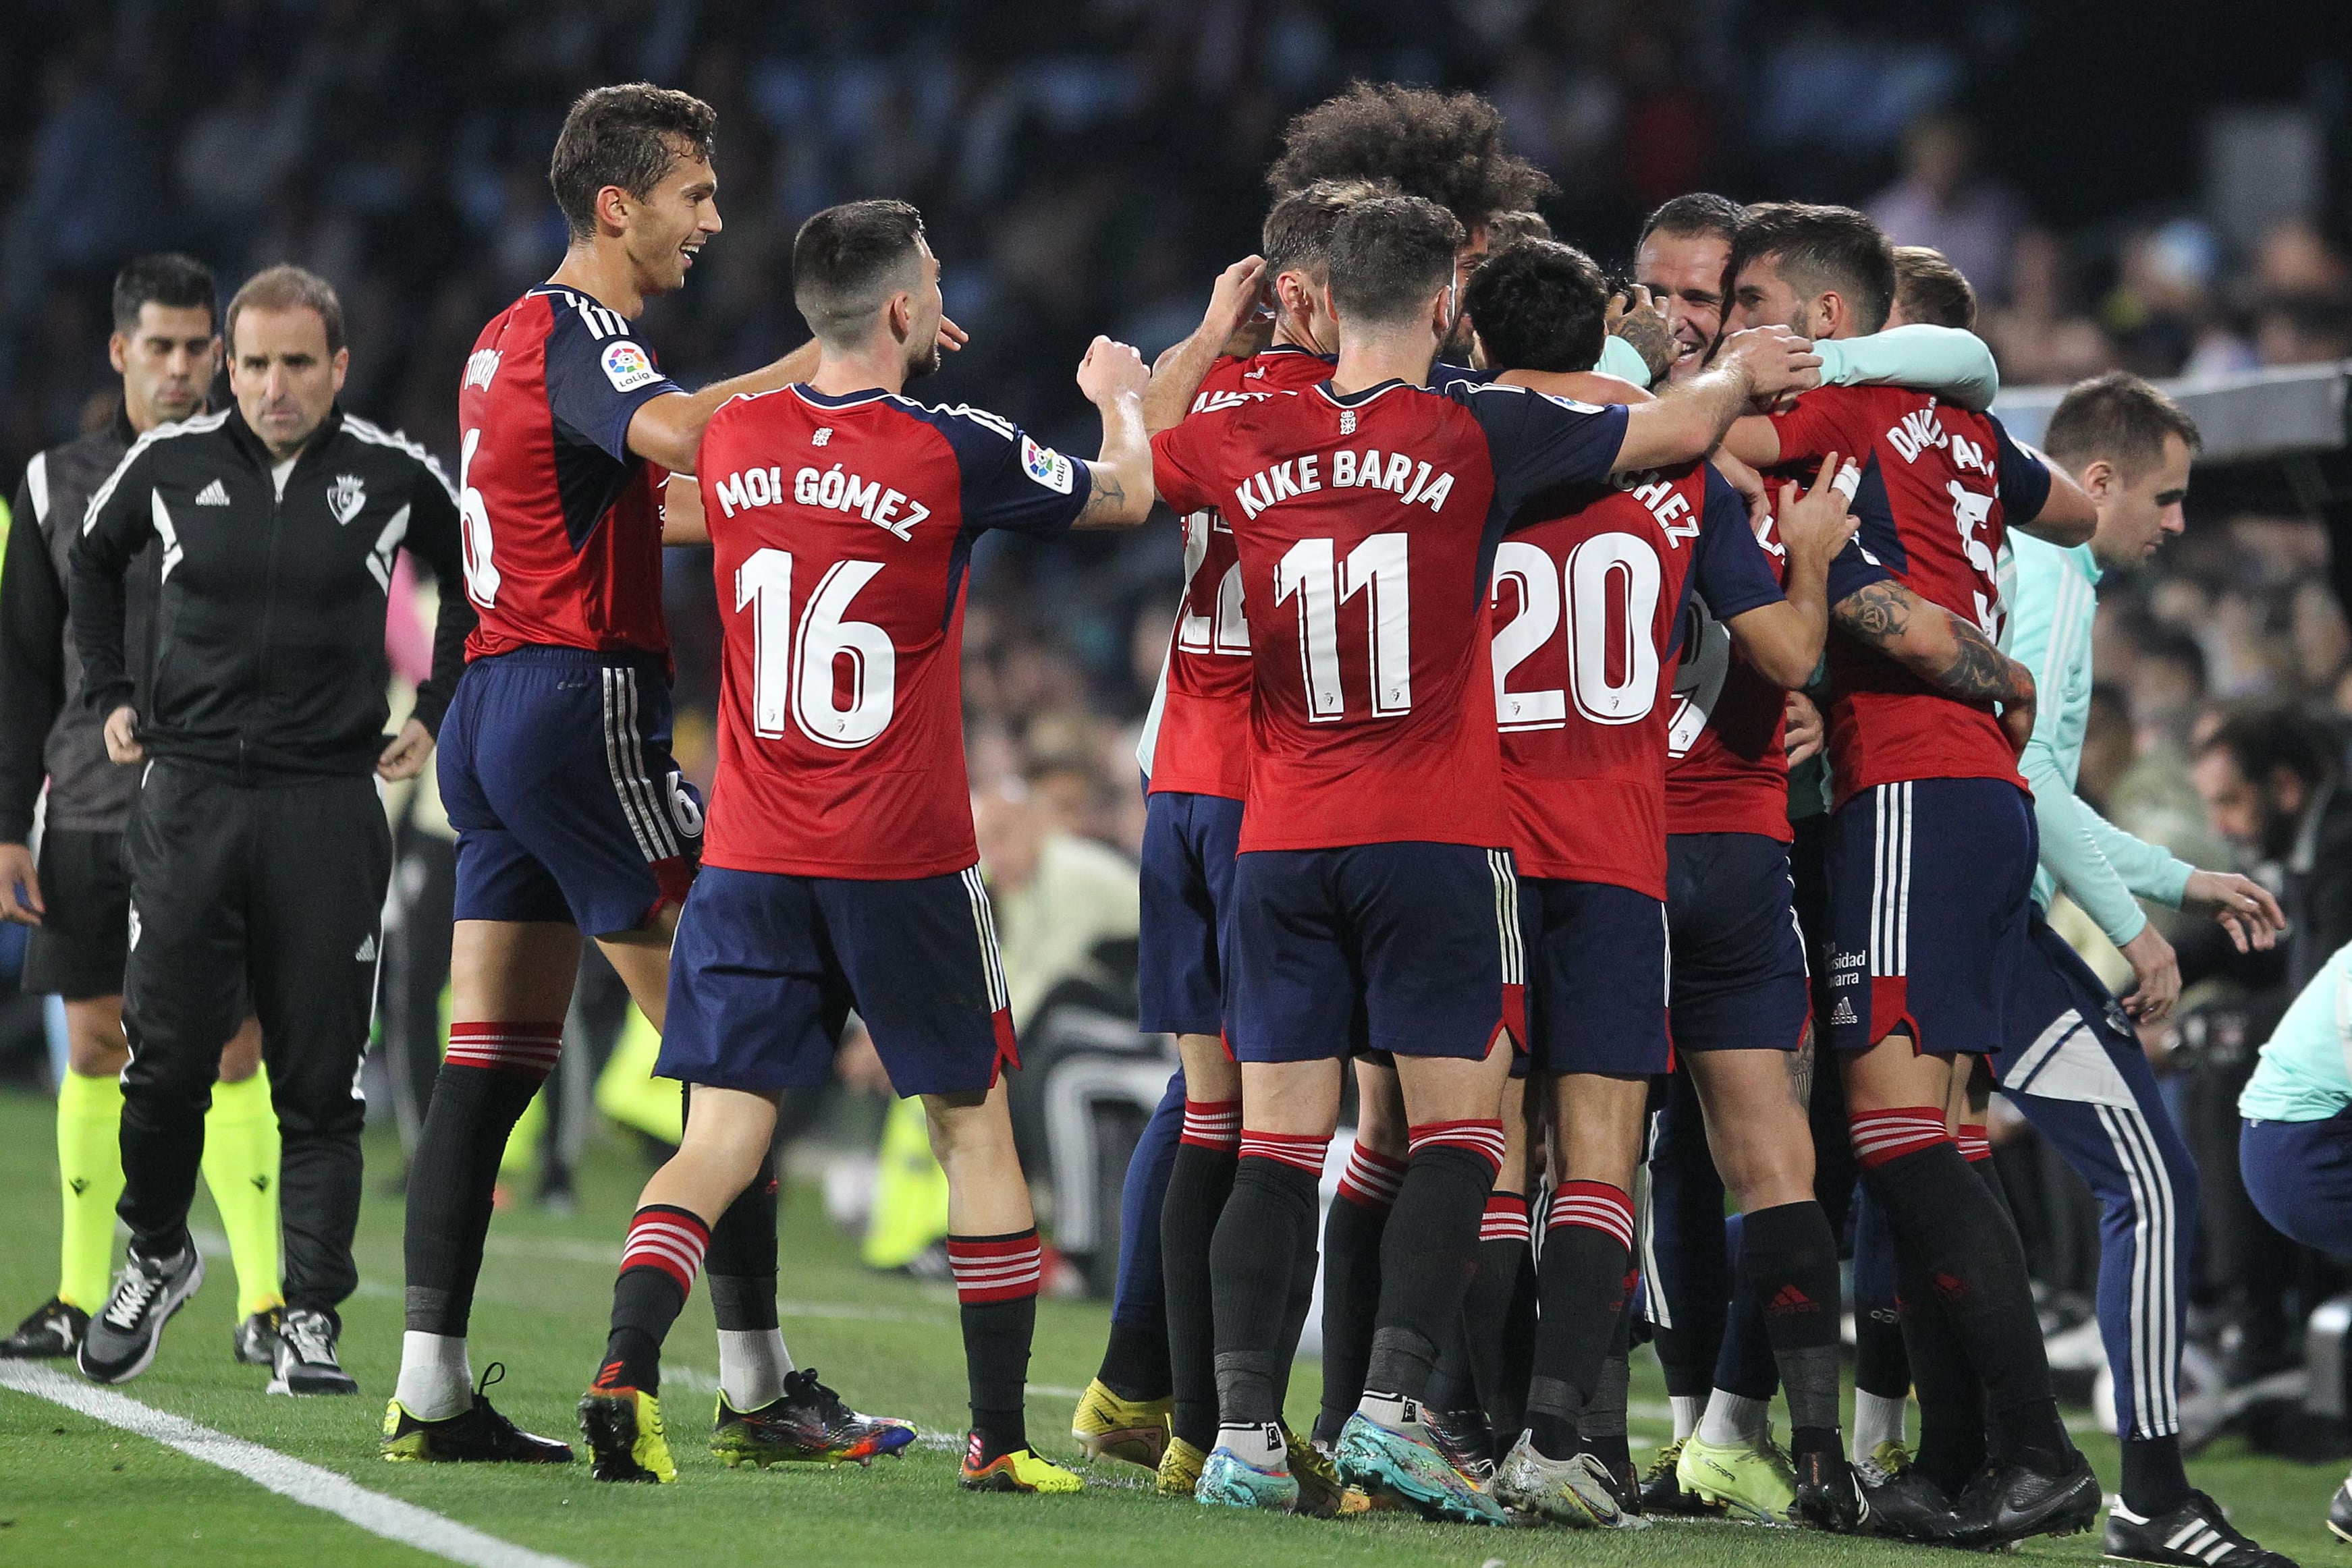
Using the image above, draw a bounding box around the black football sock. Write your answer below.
[1425,1193,1526,1415]
[1645,1074,1732,1422]
[1954,1119,2071,1472]
[1746,1200,1844,1457]
[704,1139,780,1335]
[1160,1126,1239,1448]
[948,1229,1044,1464]
[403,1034,560,1335]
[1858,1117,2058,1433]
[1493,1239,1538,1461]
[2121,1432,2193,1517]
[1361,1128,1502,1411]
[595,1204,710,1395]
[1579,1297,1635,1478]
[1213,1140,1326,1433]
[1313,1142,1400,1443]
[1271,1177,1321,1417]
[1525,1180,1635,1460]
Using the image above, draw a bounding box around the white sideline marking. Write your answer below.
[0,1363,584,1568]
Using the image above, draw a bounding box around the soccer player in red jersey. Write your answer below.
[1720,202,2106,1546]
[1153,193,1820,1521]
[1070,179,1371,1501]
[1446,237,1865,1528]
[393,84,933,1465]
[574,199,1194,1492]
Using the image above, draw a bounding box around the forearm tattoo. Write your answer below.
[1832,581,2028,704]
[1077,468,1129,524]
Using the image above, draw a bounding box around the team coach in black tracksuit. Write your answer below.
[68,264,474,1392]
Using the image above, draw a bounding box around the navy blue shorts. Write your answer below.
[2241,1112,2352,1260]
[1226,843,1522,1064]
[1517,876,1670,1077]
[1992,909,2142,1090]
[659,864,1017,1097]
[1664,832,1811,1054]
[439,648,702,936]
[1137,790,1243,1038]
[1825,777,2035,1057]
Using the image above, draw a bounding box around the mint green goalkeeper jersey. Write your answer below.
[2241,939,2352,1121]
[1996,533,2193,945]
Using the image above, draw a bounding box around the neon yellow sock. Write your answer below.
[55,1070,126,1312]
[201,1068,283,1318]
[861,1095,950,1270]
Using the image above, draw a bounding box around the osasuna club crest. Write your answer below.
[328,473,366,525]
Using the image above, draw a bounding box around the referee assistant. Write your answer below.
[68,264,474,1393]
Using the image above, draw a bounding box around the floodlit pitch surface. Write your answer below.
[0,1088,2339,1567]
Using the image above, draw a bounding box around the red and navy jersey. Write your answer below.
[1664,504,1800,843]
[1139,345,1335,800]
[1769,387,2052,807]
[456,285,684,661]
[699,385,1091,878]
[1152,376,1628,855]
[1497,462,1780,896]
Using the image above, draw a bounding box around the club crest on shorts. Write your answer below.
[328,474,367,525]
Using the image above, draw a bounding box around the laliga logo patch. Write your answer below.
[328,474,366,525]
[1020,435,1074,495]
[602,338,661,392]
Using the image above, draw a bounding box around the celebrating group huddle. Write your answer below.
[28,69,2299,1568]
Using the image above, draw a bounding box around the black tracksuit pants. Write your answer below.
[118,761,391,1314]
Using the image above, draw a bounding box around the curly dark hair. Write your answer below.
[1267,82,1552,235]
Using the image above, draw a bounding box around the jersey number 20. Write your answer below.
[1490,532,1663,729]
[734,548,895,748]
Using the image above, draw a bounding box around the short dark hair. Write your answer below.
[1268,82,1552,235]
[1639,192,1744,249]
[1732,202,1896,333]
[1325,195,1463,327]
[2197,703,2342,790]
[1486,209,1554,246]
[225,264,345,357]
[2042,371,2202,478]
[549,83,717,241]
[112,253,217,335]
[1261,179,1390,281]
[1892,246,1977,330]
[1462,238,1610,374]
[792,200,927,344]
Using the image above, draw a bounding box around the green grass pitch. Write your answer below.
[0,1086,2341,1567]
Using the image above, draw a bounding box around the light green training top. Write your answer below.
[2241,939,2352,1122]
[1598,323,2000,411]
[1996,532,2194,945]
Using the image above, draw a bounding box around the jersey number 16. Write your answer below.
[733,547,896,748]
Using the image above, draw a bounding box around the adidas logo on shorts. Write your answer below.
[1830,996,1858,1026]
[195,479,230,505]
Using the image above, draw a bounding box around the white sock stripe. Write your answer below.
[1407,1126,1507,1156]
[949,1258,1041,1281]
[621,1237,707,1277]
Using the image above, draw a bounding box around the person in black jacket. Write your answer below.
[0,255,288,1370]
[67,264,474,1394]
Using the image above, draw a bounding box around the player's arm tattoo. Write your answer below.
[1076,464,1130,526]
[1830,580,2031,704]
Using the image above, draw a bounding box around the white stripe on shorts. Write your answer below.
[1487,848,1524,986]
[960,866,1010,1013]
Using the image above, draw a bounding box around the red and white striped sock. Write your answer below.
[1180,1098,1241,1152]
[620,1204,709,1295]
[1957,1122,1992,1164]
[946,1229,1044,1304]
[1849,1107,1952,1170]
[1480,1191,1532,1244]
[1406,1117,1506,1178]
[443,1020,564,1081]
[1237,1129,1331,1177]
[1335,1141,1404,1208]
[1548,1179,1635,1251]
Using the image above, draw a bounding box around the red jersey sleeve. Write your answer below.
[1766,389,1871,467]
[1151,420,1218,515]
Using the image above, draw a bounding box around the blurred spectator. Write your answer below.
[973,780,1139,1032]
[1866,115,2023,304]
